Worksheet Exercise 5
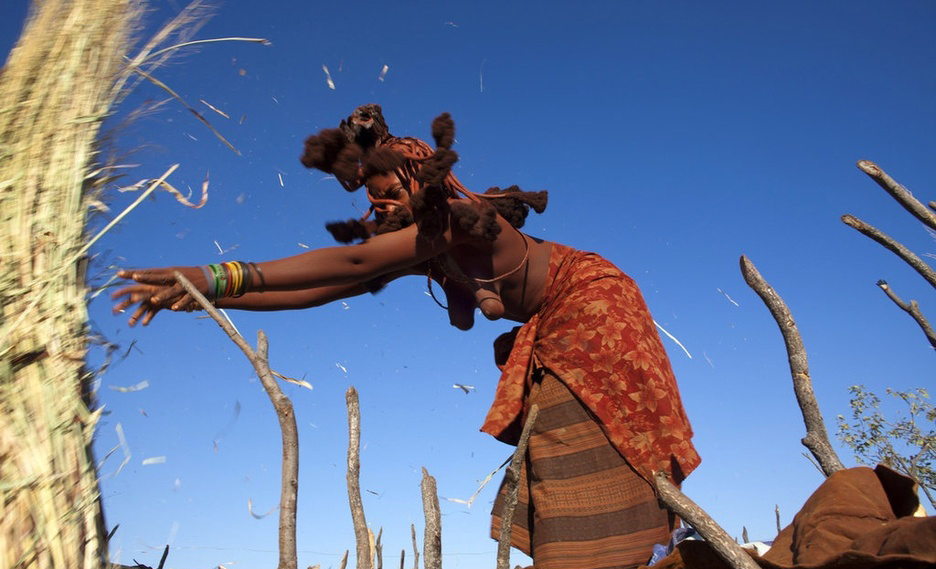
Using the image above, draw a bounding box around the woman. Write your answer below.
[113,104,700,569]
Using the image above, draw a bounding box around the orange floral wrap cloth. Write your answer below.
[481,243,700,484]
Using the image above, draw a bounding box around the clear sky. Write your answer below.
[4,1,936,568]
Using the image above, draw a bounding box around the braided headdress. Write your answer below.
[300,104,547,243]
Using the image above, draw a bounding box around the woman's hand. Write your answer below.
[112,266,207,326]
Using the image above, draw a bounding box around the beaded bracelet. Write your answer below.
[222,261,239,298]
[231,261,252,297]
[200,265,217,300]
[202,261,257,299]
[207,263,227,299]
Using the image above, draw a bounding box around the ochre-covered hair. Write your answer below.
[300,104,547,243]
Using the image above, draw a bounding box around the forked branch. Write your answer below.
[175,273,298,569]
[877,280,936,350]
[738,258,844,477]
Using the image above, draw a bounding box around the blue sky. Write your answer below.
[5,1,936,568]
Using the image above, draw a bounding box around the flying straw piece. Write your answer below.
[271,370,313,390]
[717,288,739,307]
[89,272,121,300]
[142,456,167,466]
[126,171,209,209]
[336,362,348,373]
[217,308,240,336]
[453,384,475,394]
[654,320,692,359]
[167,521,180,545]
[212,241,240,255]
[322,64,336,89]
[445,456,511,508]
[278,172,284,187]
[115,423,131,476]
[131,66,241,154]
[212,400,242,450]
[248,499,278,519]
[135,36,271,65]
[297,242,309,249]
[109,379,150,392]
[239,114,247,124]
[378,64,389,82]
[480,58,487,93]
[200,98,230,118]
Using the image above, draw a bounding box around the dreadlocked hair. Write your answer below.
[484,185,549,229]
[362,147,406,179]
[407,113,460,240]
[303,105,549,245]
[324,219,376,244]
[375,208,414,235]
[431,112,456,149]
[300,128,363,191]
[451,200,500,241]
[410,182,450,240]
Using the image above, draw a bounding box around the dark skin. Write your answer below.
[112,172,554,329]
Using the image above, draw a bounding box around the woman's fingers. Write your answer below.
[112,297,135,314]
[112,285,151,313]
[171,293,195,311]
[118,268,176,285]
[151,284,184,305]
[128,302,151,327]
[140,306,160,326]
[114,268,204,325]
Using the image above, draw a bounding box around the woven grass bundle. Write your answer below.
[0,1,140,567]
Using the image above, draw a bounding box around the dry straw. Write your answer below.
[0,1,226,567]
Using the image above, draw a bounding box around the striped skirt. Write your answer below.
[491,370,676,569]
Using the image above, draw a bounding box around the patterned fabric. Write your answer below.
[491,371,676,569]
[481,243,700,485]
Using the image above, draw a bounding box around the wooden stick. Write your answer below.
[376,527,383,569]
[175,273,298,569]
[410,524,419,569]
[496,404,539,569]
[654,473,760,569]
[345,387,373,569]
[877,280,936,350]
[738,258,845,477]
[841,214,936,289]
[857,160,936,231]
[421,468,442,569]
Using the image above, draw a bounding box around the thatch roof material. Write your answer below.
[0,1,139,568]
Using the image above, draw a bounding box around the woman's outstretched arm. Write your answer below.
[112,281,379,326]
[112,223,455,325]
